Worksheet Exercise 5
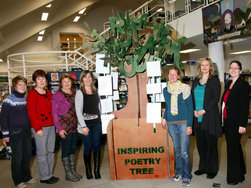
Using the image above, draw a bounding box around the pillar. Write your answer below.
[208,41,224,83]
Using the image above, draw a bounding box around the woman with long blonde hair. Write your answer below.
[191,57,222,179]
[75,70,102,180]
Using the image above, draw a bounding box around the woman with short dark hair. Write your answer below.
[221,61,250,185]
[1,76,37,188]
[26,70,59,184]
[52,73,82,182]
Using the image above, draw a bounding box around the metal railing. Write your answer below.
[7,51,95,93]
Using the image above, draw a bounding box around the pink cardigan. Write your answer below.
[51,90,71,132]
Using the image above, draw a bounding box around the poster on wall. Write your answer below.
[202,2,222,44]
[202,0,251,44]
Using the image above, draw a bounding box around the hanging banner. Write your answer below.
[202,0,251,44]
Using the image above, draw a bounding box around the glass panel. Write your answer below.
[174,0,187,18]
[190,0,206,12]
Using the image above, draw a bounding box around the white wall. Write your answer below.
[169,9,203,38]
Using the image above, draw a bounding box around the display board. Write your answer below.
[107,118,174,180]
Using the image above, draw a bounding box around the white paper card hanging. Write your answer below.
[111,72,119,90]
[100,98,113,113]
[146,103,161,123]
[146,83,162,94]
[146,61,161,77]
[96,54,110,74]
[98,75,113,96]
[156,83,166,102]
[112,90,120,100]
[101,114,115,134]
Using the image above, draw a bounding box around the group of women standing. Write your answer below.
[162,58,250,186]
[0,59,249,187]
[1,70,102,188]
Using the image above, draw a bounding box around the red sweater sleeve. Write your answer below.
[26,90,42,132]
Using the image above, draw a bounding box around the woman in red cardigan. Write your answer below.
[26,70,59,184]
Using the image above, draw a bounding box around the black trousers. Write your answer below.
[195,126,218,175]
[224,119,246,183]
[9,129,32,185]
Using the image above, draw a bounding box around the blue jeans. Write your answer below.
[81,122,101,155]
[61,132,78,158]
[168,123,192,180]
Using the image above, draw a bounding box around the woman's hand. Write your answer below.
[3,137,9,143]
[186,127,192,135]
[59,130,67,139]
[194,110,199,118]
[37,130,44,137]
[162,119,167,129]
[239,126,246,134]
[194,110,205,118]
[82,127,89,136]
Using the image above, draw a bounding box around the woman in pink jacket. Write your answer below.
[52,73,82,182]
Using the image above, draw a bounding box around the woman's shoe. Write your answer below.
[227,181,243,185]
[207,173,217,179]
[194,170,205,175]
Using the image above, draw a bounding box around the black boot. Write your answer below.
[62,157,80,182]
[94,152,101,179]
[69,154,82,179]
[84,154,93,179]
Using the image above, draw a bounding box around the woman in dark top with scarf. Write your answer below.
[191,57,222,179]
[52,73,82,182]
[222,60,250,185]
[75,70,102,180]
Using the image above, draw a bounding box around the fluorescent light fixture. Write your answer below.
[180,49,201,53]
[230,50,251,55]
[41,13,49,21]
[37,36,43,41]
[78,8,86,14]
[0,59,3,62]
[73,16,80,22]
[157,8,163,12]
[46,4,51,8]
[39,30,45,35]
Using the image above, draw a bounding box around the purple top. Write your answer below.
[52,90,71,132]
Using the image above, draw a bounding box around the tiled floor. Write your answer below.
[0,125,251,188]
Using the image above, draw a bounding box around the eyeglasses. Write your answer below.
[229,67,240,70]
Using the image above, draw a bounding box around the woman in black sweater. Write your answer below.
[191,58,222,179]
[222,60,250,185]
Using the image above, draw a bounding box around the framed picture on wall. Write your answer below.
[51,73,59,81]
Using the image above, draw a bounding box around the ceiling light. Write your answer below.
[78,8,86,14]
[73,16,80,22]
[0,59,3,62]
[230,50,251,55]
[39,30,45,35]
[41,13,49,21]
[180,49,201,53]
[37,36,43,41]
[46,4,52,8]
[157,8,163,12]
